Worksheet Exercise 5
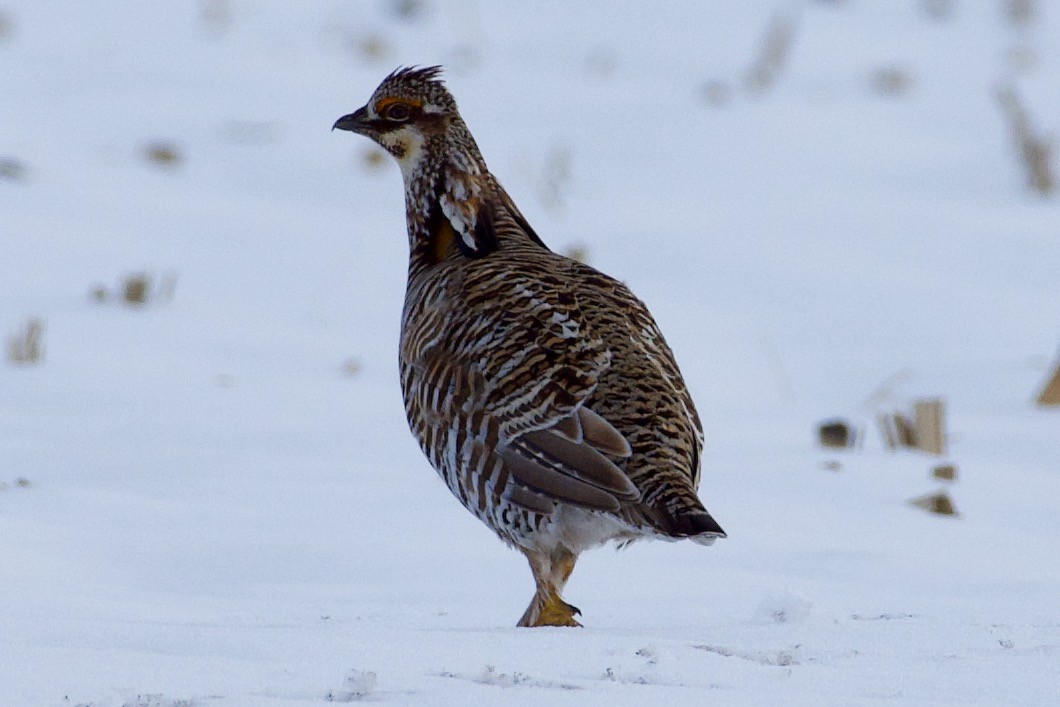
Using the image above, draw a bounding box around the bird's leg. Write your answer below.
[549,545,579,603]
[516,546,582,628]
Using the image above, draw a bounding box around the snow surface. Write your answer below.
[3,1,1059,705]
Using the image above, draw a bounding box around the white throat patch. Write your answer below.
[380,127,427,183]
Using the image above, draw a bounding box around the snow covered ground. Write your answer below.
[3,1,1059,705]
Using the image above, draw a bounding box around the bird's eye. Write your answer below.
[384,102,412,122]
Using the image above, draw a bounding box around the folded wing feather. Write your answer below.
[499,406,639,513]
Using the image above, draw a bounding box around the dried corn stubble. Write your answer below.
[908,490,958,517]
[6,318,44,366]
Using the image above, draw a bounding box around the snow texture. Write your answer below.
[2,1,1059,705]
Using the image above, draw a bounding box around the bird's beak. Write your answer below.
[332,106,368,133]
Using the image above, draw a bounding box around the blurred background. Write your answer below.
[1,1,1059,704]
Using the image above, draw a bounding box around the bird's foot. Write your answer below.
[517,590,582,628]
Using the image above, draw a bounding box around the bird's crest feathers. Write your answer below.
[371,65,454,112]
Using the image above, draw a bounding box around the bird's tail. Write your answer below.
[680,509,727,546]
[645,490,727,545]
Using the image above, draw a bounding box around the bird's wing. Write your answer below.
[407,266,639,513]
[497,405,638,512]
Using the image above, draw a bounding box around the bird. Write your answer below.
[333,66,725,627]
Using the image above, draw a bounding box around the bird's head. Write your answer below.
[333,65,460,176]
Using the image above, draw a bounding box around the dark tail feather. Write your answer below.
[667,508,727,546]
[643,484,726,545]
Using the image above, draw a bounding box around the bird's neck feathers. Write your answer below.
[401,119,500,272]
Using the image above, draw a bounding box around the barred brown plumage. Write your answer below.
[334,66,726,627]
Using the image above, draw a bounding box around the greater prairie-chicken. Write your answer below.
[334,67,725,627]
